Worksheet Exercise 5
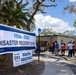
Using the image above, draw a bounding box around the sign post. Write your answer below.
[38,28,41,62]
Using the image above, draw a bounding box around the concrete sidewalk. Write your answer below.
[41,61,75,75]
[39,52,76,75]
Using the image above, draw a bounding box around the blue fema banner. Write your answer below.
[0,24,36,54]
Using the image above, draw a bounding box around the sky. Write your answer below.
[33,0,76,34]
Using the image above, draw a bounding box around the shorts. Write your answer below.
[55,48,58,53]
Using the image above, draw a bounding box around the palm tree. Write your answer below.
[73,20,76,27]
[0,0,35,31]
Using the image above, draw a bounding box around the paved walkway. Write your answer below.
[33,51,76,75]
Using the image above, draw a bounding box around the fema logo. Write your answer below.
[14,53,20,62]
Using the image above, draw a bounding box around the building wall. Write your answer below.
[57,36,74,49]
[52,36,57,43]
[37,35,74,49]
[40,36,51,43]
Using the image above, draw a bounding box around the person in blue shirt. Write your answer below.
[55,41,59,55]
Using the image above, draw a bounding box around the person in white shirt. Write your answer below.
[68,41,73,57]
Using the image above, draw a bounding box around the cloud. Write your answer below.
[69,0,76,2]
[34,14,74,33]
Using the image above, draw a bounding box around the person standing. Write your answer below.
[35,44,39,54]
[68,41,73,57]
[47,43,51,53]
[72,41,75,57]
[72,41,76,57]
[55,41,59,56]
[61,43,66,56]
[51,42,55,54]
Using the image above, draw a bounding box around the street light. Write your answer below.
[38,28,41,62]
